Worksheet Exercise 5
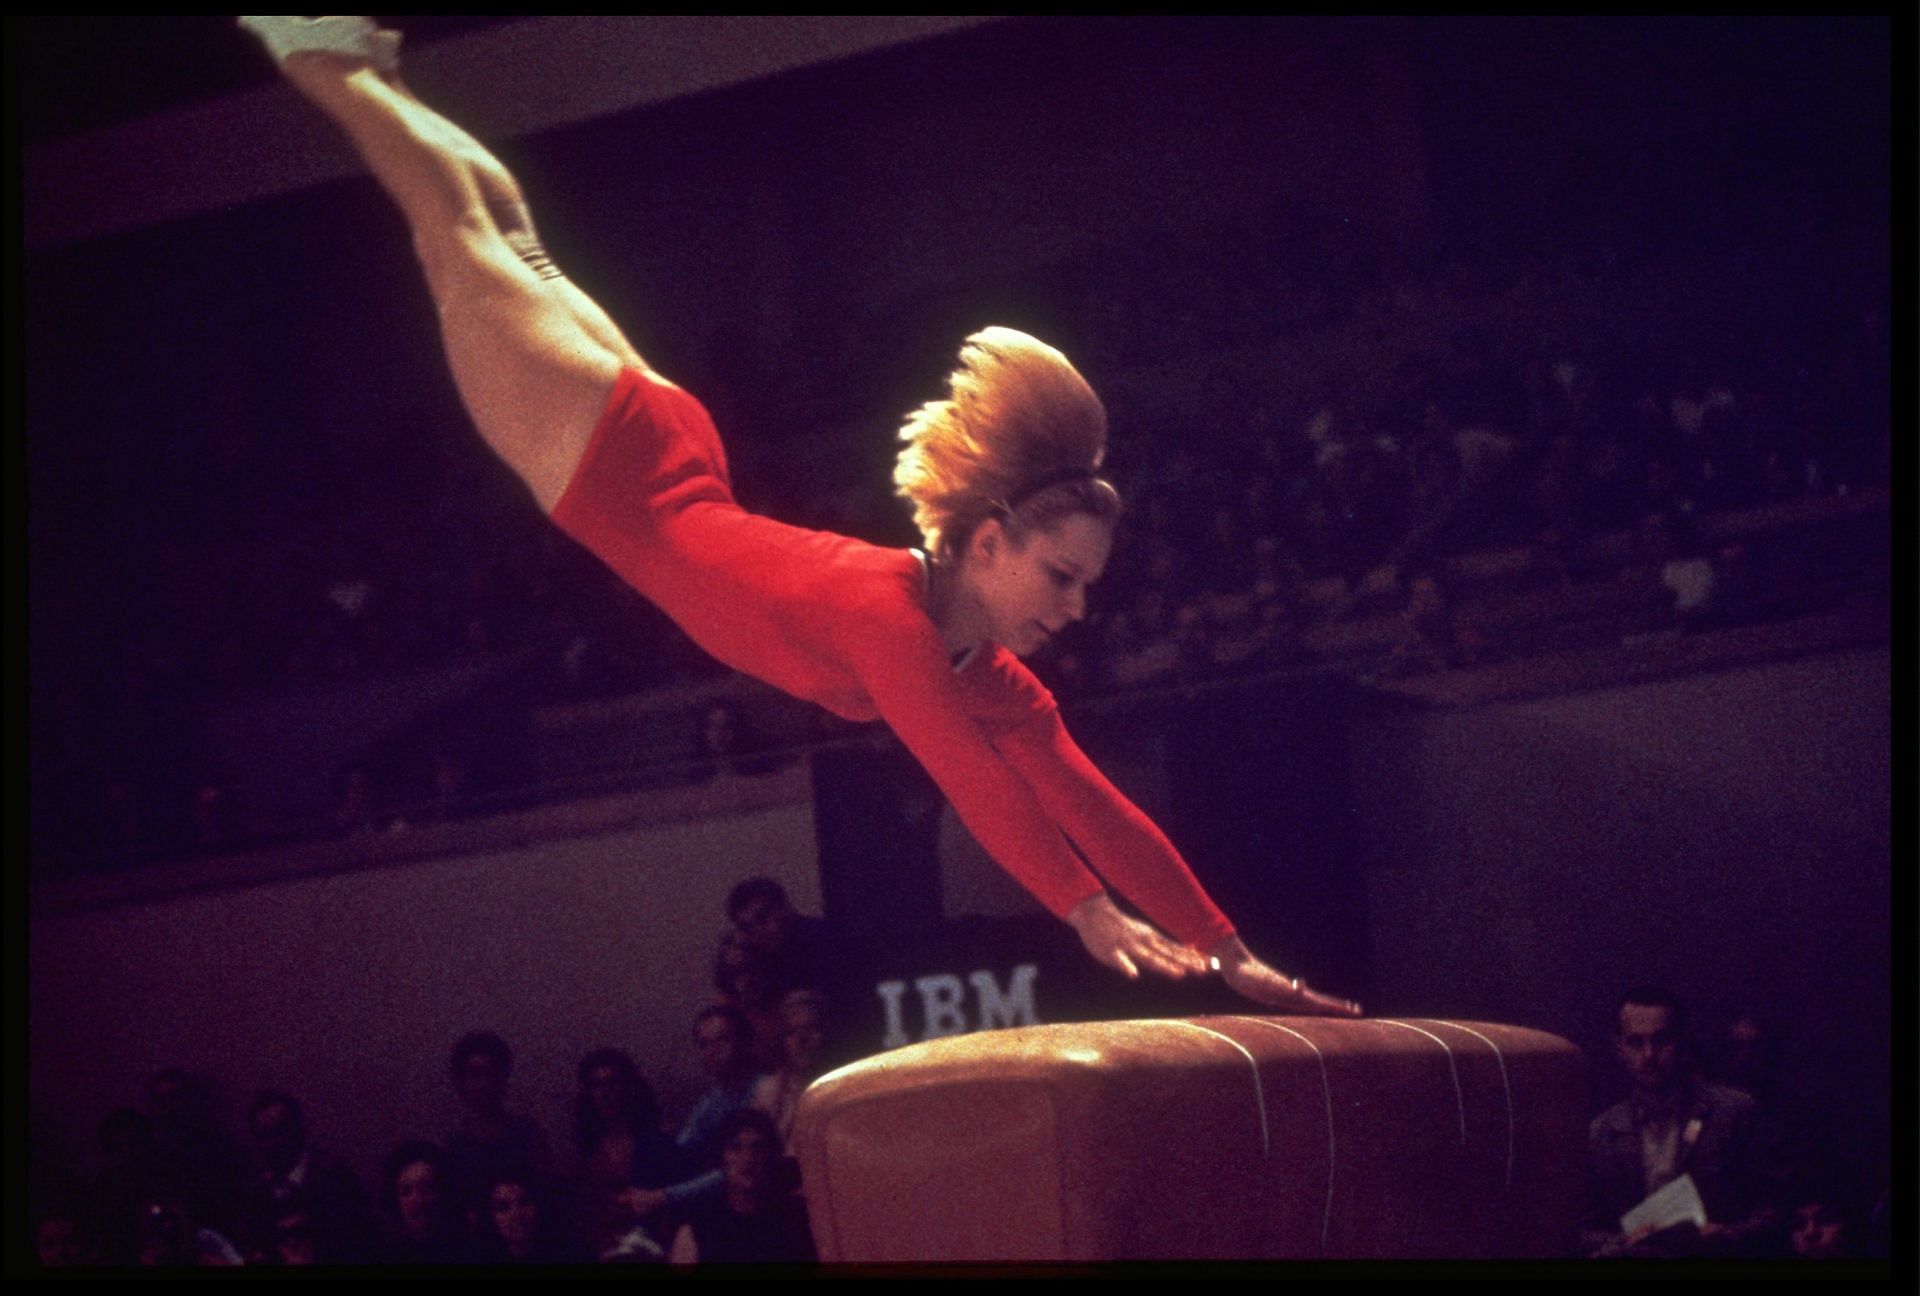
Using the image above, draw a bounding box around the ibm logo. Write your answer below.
[873,964,1040,1049]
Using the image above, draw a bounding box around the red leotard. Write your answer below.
[550,368,1234,950]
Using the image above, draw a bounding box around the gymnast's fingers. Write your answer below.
[1113,916,1195,979]
[1138,931,1203,979]
[1297,983,1365,1017]
[1129,943,1185,980]
[1222,956,1362,1016]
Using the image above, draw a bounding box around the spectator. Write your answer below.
[688,699,789,782]
[377,1141,473,1265]
[1383,569,1454,677]
[145,1066,244,1239]
[1583,988,1781,1258]
[751,989,831,1154]
[132,1196,246,1267]
[1525,434,1584,576]
[1703,1011,1800,1210]
[606,1006,776,1228]
[476,1170,589,1265]
[714,933,788,1075]
[677,1007,775,1171]
[240,1090,376,1265]
[568,1048,683,1262]
[1710,1012,1781,1106]
[667,1109,817,1266]
[332,762,382,838]
[1656,511,1718,632]
[1105,585,1179,688]
[1783,1185,1863,1260]
[442,1032,551,1223]
[726,877,824,997]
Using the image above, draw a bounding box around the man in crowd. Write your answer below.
[1583,987,1781,1257]
[441,1032,551,1220]
[241,1090,376,1264]
[726,878,823,998]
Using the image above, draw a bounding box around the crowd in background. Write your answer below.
[28,896,1893,1267]
[29,879,829,1269]
[29,205,1888,870]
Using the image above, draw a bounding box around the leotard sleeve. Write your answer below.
[841,616,1108,925]
[992,707,1237,951]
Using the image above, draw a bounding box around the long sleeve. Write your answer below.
[663,1170,723,1207]
[992,708,1236,950]
[845,620,1107,923]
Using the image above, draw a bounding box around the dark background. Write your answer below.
[19,13,1900,1240]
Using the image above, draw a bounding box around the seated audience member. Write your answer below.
[133,1196,246,1267]
[1583,988,1781,1258]
[1710,1011,1782,1105]
[568,1049,684,1262]
[677,1006,773,1170]
[377,1141,473,1265]
[145,1067,245,1236]
[715,931,788,1074]
[441,1031,551,1222]
[688,699,789,781]
[752,989,830,1153]
[611,1006,774,1230]
[668,1109,817,1266]
[726,877,823,997]
[1783,1183,1865,1261]
[476,1171,590,1265]
[240,1090,376,1265]
[1705,1011,1801,1204]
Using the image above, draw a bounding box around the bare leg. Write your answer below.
[271,40,644,511]
[382,72,645,369]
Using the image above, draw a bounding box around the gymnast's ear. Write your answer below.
[968,515,1012,566]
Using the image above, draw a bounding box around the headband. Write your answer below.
[1001,466,1101,514]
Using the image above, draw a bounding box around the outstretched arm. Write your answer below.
[848,621,1205,984]
[995,709,1362,1016]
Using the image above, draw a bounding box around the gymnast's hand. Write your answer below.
[1206,936,1364,1017]
[1067,893,1210,982]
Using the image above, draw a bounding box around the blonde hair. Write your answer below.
[893,327,1120,565]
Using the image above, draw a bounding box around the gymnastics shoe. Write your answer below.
[238,16,402,75]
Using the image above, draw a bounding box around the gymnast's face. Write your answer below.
[967,512,1113,657]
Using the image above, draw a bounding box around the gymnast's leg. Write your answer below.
[244,17,646,512]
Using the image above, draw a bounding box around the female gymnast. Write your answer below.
[239,16,1361,1017]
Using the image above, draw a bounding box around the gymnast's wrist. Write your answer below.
[1065,891,1113,929]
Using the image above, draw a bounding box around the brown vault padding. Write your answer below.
[792,1017,1585,1261]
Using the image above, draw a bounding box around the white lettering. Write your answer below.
[970,964,1039,1031]
[914,973,969,1039]
[876,979,911,1050]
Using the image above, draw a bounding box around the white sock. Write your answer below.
[238,16,401,75]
